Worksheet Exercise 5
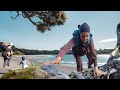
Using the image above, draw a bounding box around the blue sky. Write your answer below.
[0,11,120,50]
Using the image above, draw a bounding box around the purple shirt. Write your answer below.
[57,37,97,67]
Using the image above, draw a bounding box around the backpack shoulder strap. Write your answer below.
[87,33,93,48]
[73,30,80,46]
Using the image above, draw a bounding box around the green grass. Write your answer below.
[1,67,38,79]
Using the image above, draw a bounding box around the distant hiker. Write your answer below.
[19,57,30,69]
[7,43,13,66]
[1,42,13,68]
[107,23,120,62]
[110,23,120,57]
[43,22,101,78]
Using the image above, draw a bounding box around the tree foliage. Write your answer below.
[11,11,67,33]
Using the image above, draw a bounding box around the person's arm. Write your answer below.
[49,56,62,64]
[57,38,75,58]
[1,46,7,55]
[10,50,13,56]
[89,37,97,67]
[19,61,22,65]
[89,38,101,77]
[26,60,31,65]
[43,38,75,65]
[9,48,13,57]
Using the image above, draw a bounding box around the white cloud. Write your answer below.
[98,38,117,43]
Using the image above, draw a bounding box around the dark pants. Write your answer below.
[3,57,11,68]
[73,52,94,72]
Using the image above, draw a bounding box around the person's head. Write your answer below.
[79,22,90,43]
[22,57,25,60]
[8,43,13,47]
[117,22,120,30]
[78,25,80,29]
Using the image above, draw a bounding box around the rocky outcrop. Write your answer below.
[98,55,120,79]
[41,65,70,79]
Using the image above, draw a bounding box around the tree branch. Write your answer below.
[11,11,20,19]
[22,11,37,26]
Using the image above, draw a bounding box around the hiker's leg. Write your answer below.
[7,57,11,66]
[86,52,94,68]
[73,53,83,72]
[3,58,8,68]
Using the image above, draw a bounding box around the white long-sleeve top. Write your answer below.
[19,60,30,68]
